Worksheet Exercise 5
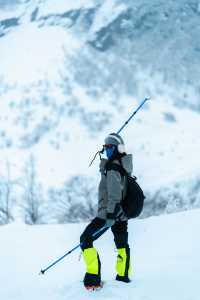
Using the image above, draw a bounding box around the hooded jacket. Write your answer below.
[97,154,133,220]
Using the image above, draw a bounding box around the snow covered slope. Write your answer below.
[0,209,199,300]
[1,0,200,105]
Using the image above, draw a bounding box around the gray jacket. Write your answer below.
[97,154,133,220]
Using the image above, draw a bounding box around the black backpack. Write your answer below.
[105,162,145,219]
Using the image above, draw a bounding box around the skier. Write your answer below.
[80,133,133,290]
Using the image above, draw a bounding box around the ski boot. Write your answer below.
[83,248,102,290]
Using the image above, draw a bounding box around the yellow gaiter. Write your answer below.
[116,247,131,277]
[83,247,99,275]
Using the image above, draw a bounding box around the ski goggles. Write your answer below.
[103,144,116,149]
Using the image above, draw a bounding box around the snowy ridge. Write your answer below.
[0,209,200,299]
[38,0,96,15]
[88,0,127,41]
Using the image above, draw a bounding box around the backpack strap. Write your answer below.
[105,161,137,180]
[104,161,127,177]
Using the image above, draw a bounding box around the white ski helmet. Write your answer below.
[104,133,125,153]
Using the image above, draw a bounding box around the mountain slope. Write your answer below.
[0,0,200,222]
[1,0,200,107]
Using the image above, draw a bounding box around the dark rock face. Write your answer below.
[0,17,19,36]
[0,17,19,28]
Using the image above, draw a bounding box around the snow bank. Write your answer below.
[0,209,199,300]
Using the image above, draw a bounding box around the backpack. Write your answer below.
[105,162,145,219]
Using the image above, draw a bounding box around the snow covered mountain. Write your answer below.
[1,0,200,107]
[0,0,200,223]
[1,209,200,300]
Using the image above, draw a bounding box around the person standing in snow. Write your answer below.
[80,133,133,289]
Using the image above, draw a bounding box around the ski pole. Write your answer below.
[39,225,107,275]
[117,97,150,135]
[89,97,150,167]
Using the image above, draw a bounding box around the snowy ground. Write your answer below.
[0,0,200,219]
[0,209,199,300]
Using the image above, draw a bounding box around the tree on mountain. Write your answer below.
[22,154,44,224]
[49,175,97,223]
[0,161,14,224]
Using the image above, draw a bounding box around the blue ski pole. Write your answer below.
[39,225,107,275]
[117,97,150,135]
